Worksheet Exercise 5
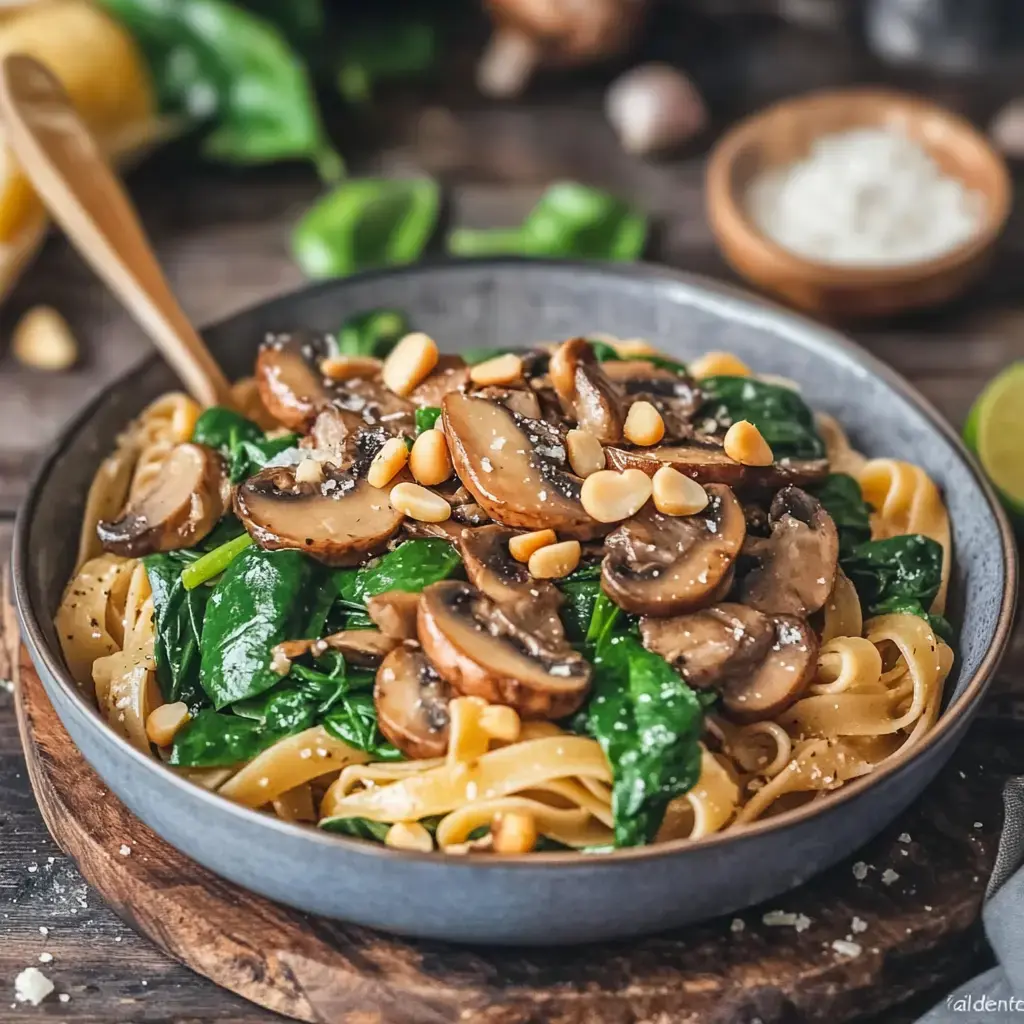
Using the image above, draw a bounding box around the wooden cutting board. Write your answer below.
[5,596,1014,1024]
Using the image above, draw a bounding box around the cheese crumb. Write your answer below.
[118,844,131,857]
[762,910,812,932]
[881,868,900,886]
[851,916,868,934]
[852,861,869,880]
[730,918,745,933]
[14,967,54,1005]
[898,832,911,843]
[831,939,862,958]
[59,993,70,1003]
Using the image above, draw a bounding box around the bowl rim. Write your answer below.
[706,86,1013,285]
[12,257,1019,870]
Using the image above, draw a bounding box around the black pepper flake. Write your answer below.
[305,538,314,545]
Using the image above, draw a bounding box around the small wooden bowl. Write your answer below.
[706,88,1012,318]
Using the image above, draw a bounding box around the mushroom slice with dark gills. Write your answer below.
[273,629,399,669]
[375,644,452,759]
[441,393,605,540]
[605,437,829,490]
[474,385,542,420]
[740,486,839,618]
[602,483,746,616]
[97,443,227,557]
[367,590,422,640]
[721,616,818,722]
[234,463,404,566]
[602,360,700,440]
[418,581,591,719]
[459,525,564,644]
[549,337,624,443]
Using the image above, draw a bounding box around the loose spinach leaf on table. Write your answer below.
[811,473,873,557]
[583,635,704,847]
[200,547,319,708]
[99,0,338,177]
[337,308,410,358]
[292,178,440,279]
[698,376,826,460]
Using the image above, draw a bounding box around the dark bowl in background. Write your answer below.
[12,259,1017,944]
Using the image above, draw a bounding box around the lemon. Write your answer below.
[964,362,1024,521]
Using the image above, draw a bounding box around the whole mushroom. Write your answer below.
[605,63,707,156]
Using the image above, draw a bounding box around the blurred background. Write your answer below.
[1,0,1024,512]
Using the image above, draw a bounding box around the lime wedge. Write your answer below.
[965,362,1024,520]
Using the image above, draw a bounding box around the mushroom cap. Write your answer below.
[417,581,591,719]
[721,615,819,722]
[605,439,829,490]
[442,392,605,540]
[549,337,624,444]
[234,464,404,566]
[740,486,839,617]
[639,602,774,690]
[602,360,700,440]
[367,590,422,641]
[602,482,746,616]
[97,443,227,558]
[375,643,452,759]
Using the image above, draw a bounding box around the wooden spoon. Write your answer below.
[0,53,233,408]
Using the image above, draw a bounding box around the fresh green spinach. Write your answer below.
[168,708,283,767]
[319,816,393,842]
[181,532,254,591]
[811,473,872,557]
[192,406,263,456]
[292,178,440,279]
[229,433,302,484]
[337,308,410,358]
[558,564,603,643]
[698,376,826,460]
[337,20,436,105]
[322,693,404,760]
[415,406,442,434]
[334,539,462,607]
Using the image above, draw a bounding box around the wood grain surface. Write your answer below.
[3,17,1024,1023]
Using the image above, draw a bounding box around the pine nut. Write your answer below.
[492,810,537,855]
[623,400,665,446]
[723,420,774,466]
[566,428,606,478]
[320,355,381,381]
[479,704,521,743]
[294,457,325,485]
[409,429,453,486]
[382,332,439,396]
[580,468,653,523]
[612,338,659,358]
[689,350,751,379]
[508,528,557,562]
[528,539,581,579]
[367,437,410,488]
[652,466,709,516]
[390,481,451,522]
[145,702,190,747]
[385,821,434,852]
[12,305,78,371]
[469,352,523,386]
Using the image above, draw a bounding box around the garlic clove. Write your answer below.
[12,305,78,372]
[605,62,707,156]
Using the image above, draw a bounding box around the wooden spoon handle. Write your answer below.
[0,53,233,408]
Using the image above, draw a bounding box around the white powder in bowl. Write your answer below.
[746,126,984,267]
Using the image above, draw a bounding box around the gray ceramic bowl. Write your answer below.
[13,260,1018,945]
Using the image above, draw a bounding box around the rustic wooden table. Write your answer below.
[2,20,1024,1023]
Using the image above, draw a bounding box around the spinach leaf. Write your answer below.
[192,406,263,456]
[448,183,647,261]
[319,816,393,842]
[698,376,826,460]
[811,473,872,557]
[558,564,604,643]
[584,635,704,847]
[415,406,442,434]
[337,308,410,358]
[200,547,317,708]
[843,535,945,621]
[143,551,210,711]
[229,433,302,483]
[334,539,462,607]
[292,178,440,279]
[243,0,323,48]
[337,20,436,105]
[100,0,338,177]
[585,592,623,648]
[322,693,404,759]
[168,708,281,767]
[871,596,954,644]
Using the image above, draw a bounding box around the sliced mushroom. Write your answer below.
[451,501,491,526]
[602,483,746,616]
[549,337,625,443]
[442,392,605,540]
[305,406,363,458]
[640,603,774,689]
[605,439,829,490]
[474,385,542,420]
[603,359,700,440]
[720,616,818,722]
[367,590,422,640]
[459,525,564,643]
[274,629,399,668]
[740,486,839,617]
[409,354,470,408]
[418,581,591,719]
[375,644,452,759]
[235,464,404,566]
[97,443,227,558]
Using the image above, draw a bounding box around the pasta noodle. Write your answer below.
[54,336,957,856]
